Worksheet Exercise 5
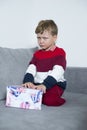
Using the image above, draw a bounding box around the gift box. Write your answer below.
[6,86,43,110]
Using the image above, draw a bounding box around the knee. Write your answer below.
[42,96,66,106]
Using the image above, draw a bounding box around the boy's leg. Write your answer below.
[42,85,65,106]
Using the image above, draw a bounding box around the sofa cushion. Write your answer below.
[0,47,38,100]
[65,67,87,94]
[0,92,87,130]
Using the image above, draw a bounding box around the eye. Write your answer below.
[43,37,49,40]
[37,37,41,40]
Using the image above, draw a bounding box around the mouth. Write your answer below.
[39,44,45,47]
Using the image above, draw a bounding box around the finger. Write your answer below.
[23,83,30,88]
[43,89,46,93]
[21,84,26,88]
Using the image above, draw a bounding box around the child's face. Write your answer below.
[36,30,57,51]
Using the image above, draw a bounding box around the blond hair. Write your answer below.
[35,20,58,36]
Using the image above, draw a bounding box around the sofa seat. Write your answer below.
[0,92,87,130]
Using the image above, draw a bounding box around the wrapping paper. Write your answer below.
[6,86,43,110]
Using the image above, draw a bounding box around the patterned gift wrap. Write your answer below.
[6,86,43,110]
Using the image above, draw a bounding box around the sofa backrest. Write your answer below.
[0,47,38,100]
[65,67,87,94]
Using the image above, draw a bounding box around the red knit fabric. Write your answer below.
[34,47,66,59]
[42,85,66,106]
[30,46,66,71]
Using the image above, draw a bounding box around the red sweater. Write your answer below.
[23,46,67,90]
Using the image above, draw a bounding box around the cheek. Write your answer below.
[48,39,53,44]
[37,39,40,44]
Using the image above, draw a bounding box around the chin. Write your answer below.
[40,46,46,50]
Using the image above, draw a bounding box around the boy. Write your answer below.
[22,20,67,106]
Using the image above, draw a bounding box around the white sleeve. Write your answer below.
[48,65,64,81]
[26,64,36,77]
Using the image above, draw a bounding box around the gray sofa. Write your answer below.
[0,47,87,130]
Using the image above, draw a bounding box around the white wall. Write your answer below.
[0,0,87,67]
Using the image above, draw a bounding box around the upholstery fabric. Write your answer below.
[0,47,38,100]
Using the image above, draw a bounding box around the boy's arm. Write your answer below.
[23,64,36,83]
[42,65,65,89]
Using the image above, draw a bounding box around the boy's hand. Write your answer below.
[34,84,46,93]
[22,83,46,93]
[22,82,35,89]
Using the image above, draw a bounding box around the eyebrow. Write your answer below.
[37,36,49,38]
